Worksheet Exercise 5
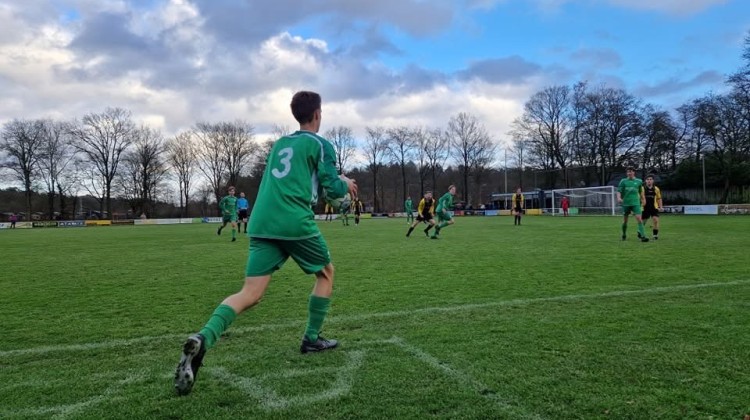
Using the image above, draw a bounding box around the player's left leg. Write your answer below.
[635,212,648,242]
[230,220,238,241]
[286,237,338,353]
[432,213,453,238]
[652,215,660,239]
[621,212,629,240]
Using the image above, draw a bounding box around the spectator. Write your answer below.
[9,213,18,228]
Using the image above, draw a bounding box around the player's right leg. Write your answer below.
[175,239,283,396]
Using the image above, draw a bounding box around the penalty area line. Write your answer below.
[1,279,748,358]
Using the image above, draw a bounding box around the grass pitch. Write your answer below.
[1,216,749,419]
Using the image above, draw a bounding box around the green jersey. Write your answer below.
[248,130,348,240]
[436,192,454,213]
[404,199,413,211]
[219,195,238,215]
[618,177,643,206]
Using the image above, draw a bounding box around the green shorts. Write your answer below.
[437,210,453,222]
[245,235,331,276]
[622,204,642,216]
[222,213,238,223]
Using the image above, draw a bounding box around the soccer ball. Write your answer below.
[326,192,351,211]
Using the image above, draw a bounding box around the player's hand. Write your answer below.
[340,174,358,196]
[617,198,623,204]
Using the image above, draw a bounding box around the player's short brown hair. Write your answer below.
[290,91,321,124]
[227,185,235,192]
[646,174,655,180]
[626,166,636,172]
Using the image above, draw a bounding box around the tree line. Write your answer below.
[2,34,749,219]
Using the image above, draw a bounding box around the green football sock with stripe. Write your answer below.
[304,295,331,342]
[199,304,237,349]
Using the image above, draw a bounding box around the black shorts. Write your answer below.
[642,207,659,220]
[238,209,249,220]
[416,213,433,223]
[514,206,523,214]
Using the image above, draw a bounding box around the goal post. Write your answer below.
[548,186,617,216]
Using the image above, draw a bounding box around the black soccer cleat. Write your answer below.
[637,232,643,239]
[653,235,658,240]
[640,236,650,243]
[174,334,207,396]
[217,228,222,236]
[231,237,236,242]
[300,335,338,354]
[621,235,626,241]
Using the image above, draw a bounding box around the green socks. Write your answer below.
[637,222,645,237]
[231,228,236,239]
[304,295,331,342]
[199,304,237,349]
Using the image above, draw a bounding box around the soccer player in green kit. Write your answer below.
[174,91,358,396]
[217,186,238,242]
[617,167,649,242]
[431,185,456,239]
[404,196,414,224]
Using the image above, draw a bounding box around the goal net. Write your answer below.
[548,186,617,216]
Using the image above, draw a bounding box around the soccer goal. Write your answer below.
[548,186,617,216]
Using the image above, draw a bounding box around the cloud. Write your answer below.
[605,0,730,16]
[634,70,725,97]
[457,56,542,84]
[570,48,623,69]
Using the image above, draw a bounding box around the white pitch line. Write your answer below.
[1,279,748,358]
[390,337,545,420]
[210,350,366,411]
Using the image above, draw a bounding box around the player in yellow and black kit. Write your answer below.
[511,187,524,225]
[352,196,364,226]
[641,174,663,240]
[405,191,436,237]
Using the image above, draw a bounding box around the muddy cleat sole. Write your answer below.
[300,335,338,354]
[174,334,206,396]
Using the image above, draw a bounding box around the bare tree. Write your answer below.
[194,121,255,208]
[194,122,228,208]
[38,120,74,219]
[325,126,357,173]
[120,127,168,217]
[166,132,197,217]
[412,127,430,197]
[514,85,572,187]
[693,93,750,202]
[446,112,490,203]
[222,121,255,187]
[424,128,449,192]
[638,105,679,175]
[70,107,135,219]
[509,136,530,189]
[363,126,389,212]
[386,126,416,204]
[1,119,46,218]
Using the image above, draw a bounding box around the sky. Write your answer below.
[0,0,748,148]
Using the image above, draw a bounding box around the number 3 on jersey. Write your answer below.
[271,147,293,179]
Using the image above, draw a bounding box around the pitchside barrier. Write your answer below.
[3,205,750,230]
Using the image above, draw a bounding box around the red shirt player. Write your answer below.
[561,196,569,217]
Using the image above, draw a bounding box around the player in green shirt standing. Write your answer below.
[404,196,414,224]
[431,185,456,239]
[617,167,649,242]
[217,186,238,242]
[174,91,358,396]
